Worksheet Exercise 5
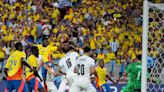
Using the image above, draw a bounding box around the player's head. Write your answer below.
[31,46,39,57]
[43,38,49,47]
[15,42,23,51]
[67,45,75,52]
[98,59,104,68]
[83,46,91,54]
[137,54,142,61]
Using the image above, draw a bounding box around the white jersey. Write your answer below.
[74,55,95,82]
[59,52,79,77]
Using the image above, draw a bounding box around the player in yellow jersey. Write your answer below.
[4,42,32,92]
[26,46,44,92]
[37,38,58,92]
[95,59,116,92]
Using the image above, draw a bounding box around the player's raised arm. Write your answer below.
[21,58,33,70]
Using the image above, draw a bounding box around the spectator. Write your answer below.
[42,21,52,36]
[110,37,119,53]
[106,49,116,73]
[97,50,105,60]
[147,54,156,69]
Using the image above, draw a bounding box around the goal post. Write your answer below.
[142,0,149,92]
[142,1,164,92]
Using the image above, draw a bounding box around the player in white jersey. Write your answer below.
[70,46,96,92]
[58,45,79,92]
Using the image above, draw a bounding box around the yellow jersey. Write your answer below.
[90,39,96,49]
[26,55,38,80]
[37,45,57,63]
[105,52,116,63]
[96,66,107,86]
[5,50,26,80]
[0,49,5,59]
[97,53,105,60]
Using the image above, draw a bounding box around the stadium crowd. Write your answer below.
[0,0,162,86]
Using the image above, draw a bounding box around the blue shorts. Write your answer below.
[100,84,110,92]
[5,80,28,92]
[42,62,54,80]
[53,76,62,89]
[27,78,43,92]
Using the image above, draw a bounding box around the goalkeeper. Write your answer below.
[119,55,142,92]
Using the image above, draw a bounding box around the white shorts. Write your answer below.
[58,76,74,92]
[46,81,58,92]
[70,81,96,92]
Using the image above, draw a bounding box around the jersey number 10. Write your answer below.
[77,64,85,75]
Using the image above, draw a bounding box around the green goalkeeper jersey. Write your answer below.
[126,61,142,89]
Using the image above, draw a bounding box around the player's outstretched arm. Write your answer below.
[58,66,66,75]
[43,63,59,77]
[106,74,116,85]
[51,61,59,67]
[21,58,33,71]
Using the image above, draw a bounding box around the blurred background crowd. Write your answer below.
[0,0,163,80]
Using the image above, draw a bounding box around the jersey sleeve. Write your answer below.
[74,52,79,62]
[5,59,10,69]
[50,46,57,51]
[59,58,64,67]
[21,52,26,59]
[76,54,79,60]
[90,59,95,66]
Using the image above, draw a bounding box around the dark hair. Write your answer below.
[15,42,22,50]
[68,41,74,46]
[73,32,78,37]
[84,46,91,53]
[67,45,75,52]
[137,54,142,60]
[31,46,39,57]
[42,37,48,41]
[31,46,38,53]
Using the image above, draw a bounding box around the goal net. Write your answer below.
[142,1,164,92]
